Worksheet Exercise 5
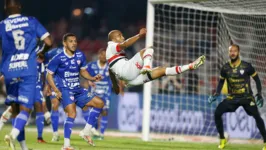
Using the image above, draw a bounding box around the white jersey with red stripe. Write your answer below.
[106,41,143,81]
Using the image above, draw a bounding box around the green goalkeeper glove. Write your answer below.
[208,93,219,104]
[255,94,264,108]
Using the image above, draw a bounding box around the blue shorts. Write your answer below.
[35,87,44,104]
[61,88,96,109]
[96,95,110,110]
[5,76,37,109]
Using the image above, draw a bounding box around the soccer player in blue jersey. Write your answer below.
[86,48,112,139]
[47,33,104,149]
[44,47,63,141]
[0,0,52,149]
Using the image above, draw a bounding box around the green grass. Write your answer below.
[0,126,263,150]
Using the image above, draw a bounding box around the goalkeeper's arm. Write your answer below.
[215,78,225,95]
[252,74,264,107]
[208,78,225,104]
[252,74,262,95]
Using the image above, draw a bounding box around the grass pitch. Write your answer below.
[0,126,262,150]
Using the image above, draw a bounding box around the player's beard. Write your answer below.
[230,54,239,63]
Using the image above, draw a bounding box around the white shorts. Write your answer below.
[111,52,143,81]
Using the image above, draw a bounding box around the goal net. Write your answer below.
[143,0,266,143]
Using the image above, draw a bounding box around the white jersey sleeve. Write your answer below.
[106,41,124,60]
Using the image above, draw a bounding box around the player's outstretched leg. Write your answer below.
[127,55,206,87]
[79,97,104,146]
[140,47,154,74]
[51,97,60,142]
[0,106,12,131]
[35,102,46,143]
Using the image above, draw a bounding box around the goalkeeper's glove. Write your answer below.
[208,93,219,104]
[255,93,264,108]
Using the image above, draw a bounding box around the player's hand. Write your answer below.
[54,89,62,100]
[139,28,147,38]
[94,74,102,82]
[255,94,264,108]
[88,80,96,88]
[208,93,219,104]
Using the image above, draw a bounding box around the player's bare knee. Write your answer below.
[93,96,104,108]
[67,111,76,118]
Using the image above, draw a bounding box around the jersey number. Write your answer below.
[12,30,25,50]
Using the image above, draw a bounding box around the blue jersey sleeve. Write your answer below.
[33,18,49,41]
[0,22,2,39]
[86,63,95,76]
[80,53,87,69]
[47,55,60,74]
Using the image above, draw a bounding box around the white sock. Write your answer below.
[165,64,190,76]
[10,128,20,140]
[1,107,12,123]
[44,111,51,121]
[53,131,58,136]
[64,138,70,147]
[19,140,28,150]
[143,48,154,67]
[83,123,92,135]
[0,122,4,131]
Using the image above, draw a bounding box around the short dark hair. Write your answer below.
[230,44,240,51]
[5,0,21,6]
[98,48,106,54]
[62,33,76,42]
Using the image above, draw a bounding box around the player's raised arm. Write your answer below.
[108,28,146,51]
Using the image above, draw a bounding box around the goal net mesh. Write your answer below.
[149,0,266,141]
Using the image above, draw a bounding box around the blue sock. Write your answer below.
[64,117,75,139]
[100,116,108,135]
[17,129,25,142]
[14,111,29,131]
[51,110,59,133]
[82,109,90,122]
[87,108,102,127]
[94,121,98,130]
[36,112,44,139]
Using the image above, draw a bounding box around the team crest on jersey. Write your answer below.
[70,59,75,64]
[77,60,81,65]
[70,96,74,101]
[240,69,244,75]
[106,72,109,76]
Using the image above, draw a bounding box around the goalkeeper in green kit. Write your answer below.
[208,44,266,149]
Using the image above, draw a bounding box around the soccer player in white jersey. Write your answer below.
[107,28,205,89]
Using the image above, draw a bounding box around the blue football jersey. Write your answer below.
[36,62,44,89]
[0,14,49,78]
[47,49,87,90]
[44,47,63,67]
[87,61,112,97]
